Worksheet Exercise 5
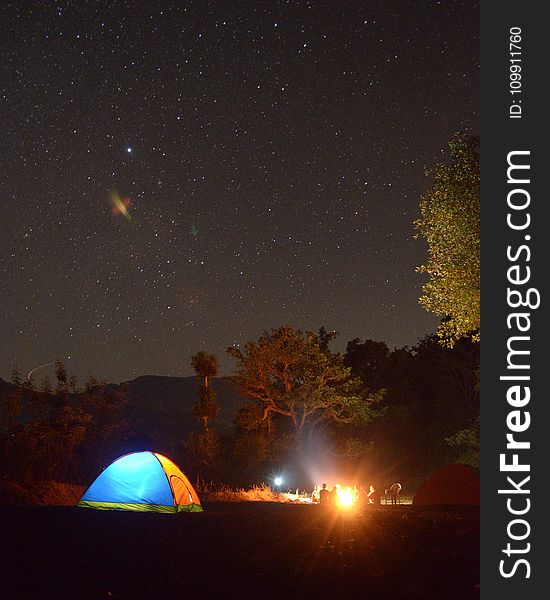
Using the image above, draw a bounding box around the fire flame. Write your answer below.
[337,487,354,507]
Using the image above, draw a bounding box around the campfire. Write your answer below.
[335,486,356,508]
[282,483,360,508]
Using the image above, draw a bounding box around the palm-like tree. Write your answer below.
[191,352,219,390]
[190,352,219,432]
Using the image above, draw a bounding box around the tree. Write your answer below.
[0,366,129,484]
[318,326,338,354]
[231,401,274,479]
[40,376,53,395]
[191,351,219,388]
[85,376,100,392]
[192,387,218,433]
[187,351,221,471]
[78,382,129,476]
[11,364,22,386]
[55,360,68,394]
[446,415,480,469]
[344,339,390,390]
[227,326,383,449]
[413,334,480,417]
[183,430,221,469]
[1,375,23,456]
[23,374,35,391]
[190,351,219,432]
[415,134,480,346]
[68,375,80,394]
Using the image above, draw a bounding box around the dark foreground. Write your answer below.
[3,503,479,600]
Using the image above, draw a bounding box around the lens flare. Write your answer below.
[110,191,132,221]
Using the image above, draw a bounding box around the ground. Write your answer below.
[3,503,479,600]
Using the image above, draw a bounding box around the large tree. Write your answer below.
[227,326,383,449]
[415,134,480,346]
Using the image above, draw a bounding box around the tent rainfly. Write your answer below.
[77,451,203,513]
[412,463,480,506]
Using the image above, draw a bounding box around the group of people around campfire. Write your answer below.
[311,481,401,507]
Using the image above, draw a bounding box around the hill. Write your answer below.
[0,375,246,451]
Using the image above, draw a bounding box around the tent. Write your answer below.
[77,451,203,513]
[413,463,480,506]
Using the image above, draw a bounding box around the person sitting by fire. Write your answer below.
[367,484,381,505]
[311,485,320,503]
[319,483,330,506]
[329,483,341,505]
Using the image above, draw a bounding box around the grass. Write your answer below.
[0,478,415,507]
[198,482,287,503]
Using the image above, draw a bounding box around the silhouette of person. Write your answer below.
[329,483,340,505]
[367,484,381,505]
[311,485,320,503]
[319,483,330,505]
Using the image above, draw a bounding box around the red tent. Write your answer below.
[413,464,480,505]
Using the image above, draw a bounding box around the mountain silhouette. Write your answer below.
[0,374,245,450]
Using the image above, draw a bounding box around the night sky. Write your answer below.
[1,1,479,383]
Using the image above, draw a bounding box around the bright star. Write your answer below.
[126,147,133,153]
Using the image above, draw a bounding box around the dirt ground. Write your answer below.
[3,502,479,600]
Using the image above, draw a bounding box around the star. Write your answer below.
[0,1,479,382]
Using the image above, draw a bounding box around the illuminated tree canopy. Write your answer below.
[227,326,383,447]
[415,134,480,346]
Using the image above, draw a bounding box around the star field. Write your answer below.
[0,1,479,382]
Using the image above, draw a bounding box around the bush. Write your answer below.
[32,481,86,505]
[0,480,85,506]
[0,480,38,505]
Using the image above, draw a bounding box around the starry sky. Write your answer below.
[1,0,479,383]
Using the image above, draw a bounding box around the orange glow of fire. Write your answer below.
[336,487,355,508]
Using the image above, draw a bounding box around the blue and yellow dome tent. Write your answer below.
[77,451,203,513]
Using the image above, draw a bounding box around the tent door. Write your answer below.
[170,475,192,505]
